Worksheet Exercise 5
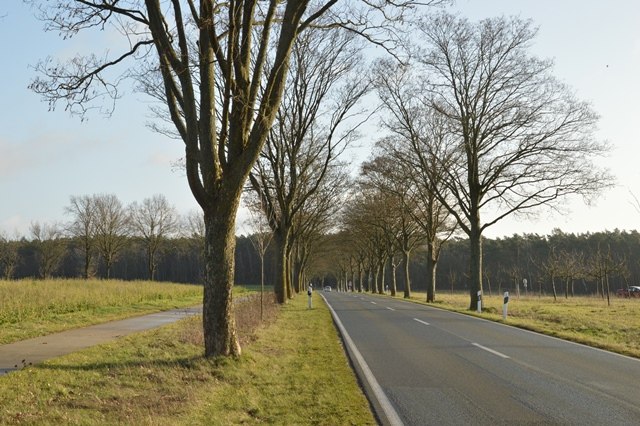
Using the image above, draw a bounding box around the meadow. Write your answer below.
[406,291,640,359]
[0,279,204,344]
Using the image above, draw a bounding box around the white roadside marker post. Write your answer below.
[307,284,313,309]
[503,291,510,320]
[477,290,482,313]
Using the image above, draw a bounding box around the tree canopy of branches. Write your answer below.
[27,0,426,357]
[30,222,67,279]
[409,13,613,309]
[129,194,179,280]
[372,59,457,302]
[93,194,129,279]
[65,195,98,279]
[249,26,369,303]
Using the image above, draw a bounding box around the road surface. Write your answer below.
[322,291,640,426]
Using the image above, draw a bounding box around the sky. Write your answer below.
[1,1,639,239]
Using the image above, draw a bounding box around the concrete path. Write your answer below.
[0,306,202,376]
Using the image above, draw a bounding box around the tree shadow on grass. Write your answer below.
[29,353,233,374]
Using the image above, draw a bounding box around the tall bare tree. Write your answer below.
[249,26,369,303]
[65,195,97,279]
[290,163,349,293]
[129,194,179,280]
[93,194,129,279]
[27,0,426,356]
[0,233,21,280]
[30,221,67,279]
[372,59,457,302]
[244,195,273,321]
[342,186,394,294]
[360,154,427,298]
[413,13,613,309]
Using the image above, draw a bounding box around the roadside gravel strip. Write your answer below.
[320,293,404,426]
[0,306,202,376]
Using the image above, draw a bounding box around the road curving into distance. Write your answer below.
[322,291,640,426]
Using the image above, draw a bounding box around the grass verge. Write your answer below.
[395,291,640,359]
[0,293,375,425]
[0,279,206,344]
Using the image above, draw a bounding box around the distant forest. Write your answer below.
[2,228,639,298]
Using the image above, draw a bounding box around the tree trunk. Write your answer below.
[148,245,156,281]
[203,205,241,357]
[403,250,412,299]
[388,256,397,296]
[83,238,93,280]
[373,266,380,294]
[105,256,112,279]
[426,245,437,303]
[378,261,386,294]
[272,229,290,304]
[260,251,265,321]
[468,221,483,310]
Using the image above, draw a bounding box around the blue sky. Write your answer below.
[1,1,639,238]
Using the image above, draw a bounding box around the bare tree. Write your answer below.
[587,244,626,306]
[244,195,273,321]
[27,0,425,357]
[413,13,613,310]
[342,187,394,294]
[93,194,129,279]
[129,194,179,280]
[0,233,21,280]
[30,221,67,279]
[291,163,350,292]
[65,195,97,279]
[372,60,457,303]
[360,155,426,298]
[249,26,369,303]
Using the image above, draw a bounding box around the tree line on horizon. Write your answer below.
[3,212,639,304]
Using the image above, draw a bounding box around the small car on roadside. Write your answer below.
[616,286,640,298]
[324,286,332,292]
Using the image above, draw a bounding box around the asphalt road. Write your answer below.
[321,291,640,426]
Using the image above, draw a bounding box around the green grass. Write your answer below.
[399,291,640,358]
[0,279,204,344]
[0,294,375,425]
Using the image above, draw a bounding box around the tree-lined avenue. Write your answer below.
[322,292,640,425]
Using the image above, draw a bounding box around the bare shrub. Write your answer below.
[178,294,279,348]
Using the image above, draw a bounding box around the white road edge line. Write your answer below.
[371,301,377,305]
[321,295,404,426]
[386,307,395,311]
[413,318,430,326]
[472,342,510,359]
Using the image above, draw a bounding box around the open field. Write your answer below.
[402,291,640,359]
[0,279,206,344]
[0,294,375,425]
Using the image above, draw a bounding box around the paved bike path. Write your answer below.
[0,306,202,376]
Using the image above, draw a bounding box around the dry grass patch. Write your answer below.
[0,279,203,344]
[404,291,640,358]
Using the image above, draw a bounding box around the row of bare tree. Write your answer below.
[315,14,612,311]
[0,194,203,281]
